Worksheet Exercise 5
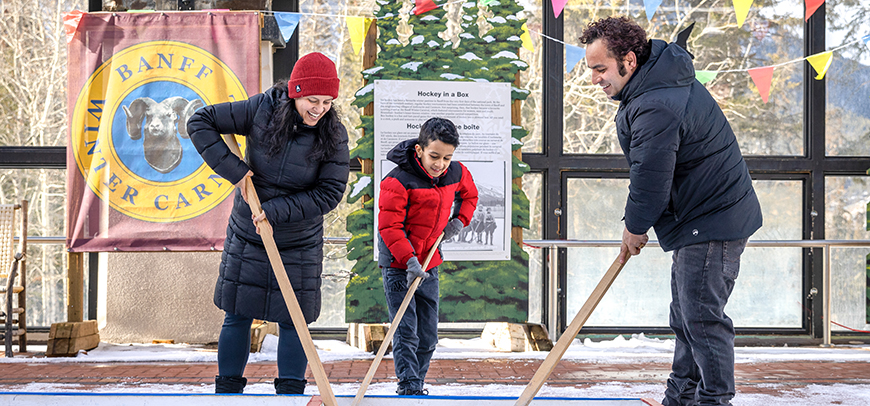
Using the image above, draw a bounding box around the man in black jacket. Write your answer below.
[580,17,762,406]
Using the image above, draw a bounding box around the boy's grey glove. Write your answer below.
[442,218,464,241]
[405,256,428,286]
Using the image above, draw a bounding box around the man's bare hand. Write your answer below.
[620,227,649,264]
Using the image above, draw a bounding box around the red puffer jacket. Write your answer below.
[378,139,478,270]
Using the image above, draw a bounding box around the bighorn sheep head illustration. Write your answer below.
[122,96,204,174]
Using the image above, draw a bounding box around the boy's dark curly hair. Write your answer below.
[418,117,460,148]
[579,16,651,73]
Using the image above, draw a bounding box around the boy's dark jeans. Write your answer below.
[663,238,747,406]
[382,266,440,392]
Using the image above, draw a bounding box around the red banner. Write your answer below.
[66,11,260,251]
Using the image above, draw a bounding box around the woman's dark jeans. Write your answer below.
[663,238,747,406]
[217,312,308,380]
[382,266,440,392]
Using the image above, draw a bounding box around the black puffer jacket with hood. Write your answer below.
[187,86,349,324]
[614,39,762,251]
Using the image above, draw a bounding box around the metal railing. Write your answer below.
[525,239,870,346]
[18,236,353,248]
[20,236,870,345]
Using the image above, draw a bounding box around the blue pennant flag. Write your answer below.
[863,33,870,44]
[274,12,300,42]
[644,0,663,21]
[566,44,586,74]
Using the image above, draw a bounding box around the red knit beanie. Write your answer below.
[288,52,340,99]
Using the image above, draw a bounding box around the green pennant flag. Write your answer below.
[695,70,718,84]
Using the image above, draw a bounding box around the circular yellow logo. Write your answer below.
[71,41,248,223]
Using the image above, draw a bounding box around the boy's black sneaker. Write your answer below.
[396,387,429,396]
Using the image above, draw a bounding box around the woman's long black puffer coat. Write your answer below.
[187,86,349,324]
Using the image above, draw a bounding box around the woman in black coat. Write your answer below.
[187,52,350,395]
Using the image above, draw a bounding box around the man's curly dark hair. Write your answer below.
[579,16,651,74]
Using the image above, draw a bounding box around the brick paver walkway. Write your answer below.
[1,357,868,398]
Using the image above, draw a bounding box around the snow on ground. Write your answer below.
[3,334,870,405]
[4,333,870,364]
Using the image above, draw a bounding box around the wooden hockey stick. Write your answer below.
[222,134,337,405]
[514,253,631,406]
[351,233,445,406]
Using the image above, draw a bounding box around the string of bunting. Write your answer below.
[533,26,870,104]
[268,2,870,105]
[63,0,870,104]
[553,0,827,23]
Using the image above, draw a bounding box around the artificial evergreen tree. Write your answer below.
[346,0,532,323]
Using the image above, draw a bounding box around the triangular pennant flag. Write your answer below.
[552,0,568,18]
[479,0,495,6]
[748,66,774,103]
[414,0,438,15]
[520,23,534,52]
[274,12,300,42]
[806,51,833,80]
[732,0,754,28]
[566,44,586,74]
[62,10,85,44]
[347,17,372,55]
[805,0,824,21]
[862,33,869,45]
[644,0,663,21]
[695,70,719,84]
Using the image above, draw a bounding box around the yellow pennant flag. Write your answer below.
[347,17,372,55]
[806,51,833,80]
[732,0,754,28]
[521,23,534,52]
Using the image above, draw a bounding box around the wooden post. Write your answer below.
[67,252,84,323]
[360,19,377,201]
[511,71,524,247]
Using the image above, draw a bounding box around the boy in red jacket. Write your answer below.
[377,117,478,396]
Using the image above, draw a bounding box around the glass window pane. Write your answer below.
[730,180,802,328]
[0,6,67,147]
[298,0,371,157]
[523,172,544,323]
[0,168,70,327]
[311,183,359,328]
[825,1,870,156]
[26,244,74,327]
[565,178,802,327]
[825,176,870,332]
[562,0,804,155]
[519,0,544,154]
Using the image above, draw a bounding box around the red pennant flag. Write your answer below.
[805,0,824,21]
[748,66,774,104]
[63,10,85,44]
[414,0,438,15]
